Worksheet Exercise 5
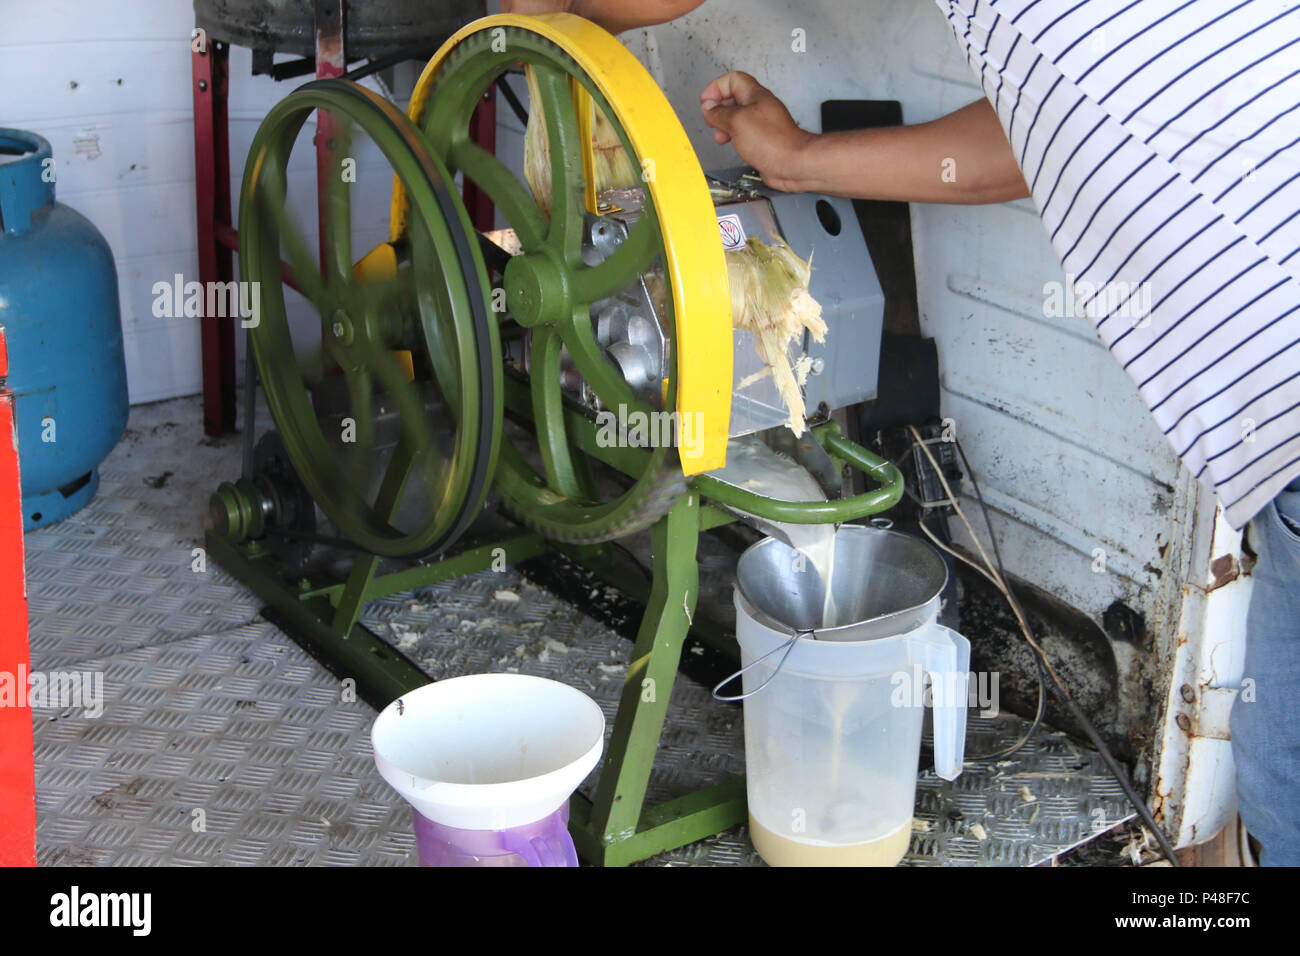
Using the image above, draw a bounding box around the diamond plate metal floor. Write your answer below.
[24,400,416,866]
[24,396,1134,866]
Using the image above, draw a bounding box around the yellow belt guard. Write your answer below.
[389,13,732,475]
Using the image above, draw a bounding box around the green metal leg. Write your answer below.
[574,492,747,865]
[206,529,544,709]
[333,553,380,633]
[206,533,428,708]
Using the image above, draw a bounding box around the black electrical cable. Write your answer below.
[942,434,1180,866]
[342,45,438,83]
[928,507,1048,763]
[882,439,1046,761]
[495,74,530,126]
[947,437,1048,761]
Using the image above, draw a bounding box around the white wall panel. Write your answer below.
[1,1,406,404]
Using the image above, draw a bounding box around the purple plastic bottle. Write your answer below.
[412,803,578,867]
[372,675,604,868]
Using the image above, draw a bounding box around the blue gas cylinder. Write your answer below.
[0,128,128,529]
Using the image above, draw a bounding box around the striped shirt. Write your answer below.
[937,0,1300,529]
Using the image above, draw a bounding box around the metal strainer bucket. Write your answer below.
[735,523,950,642]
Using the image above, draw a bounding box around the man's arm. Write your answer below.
[499,0,706,33]
[701,71,1029,204]
[496,8,1028,205]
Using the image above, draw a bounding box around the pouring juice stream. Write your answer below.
[716,442,851,816]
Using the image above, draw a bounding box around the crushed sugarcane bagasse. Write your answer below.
[522,65,638,217]
[726,237,825,434]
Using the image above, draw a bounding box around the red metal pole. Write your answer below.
[193,36,236,436]
[465,87,498,232]
[315,0,346,281]
[462,0,498,232]
[0,326,36,867]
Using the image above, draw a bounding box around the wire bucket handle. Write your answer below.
[712,626,815,702]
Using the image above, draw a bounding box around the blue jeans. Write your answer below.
[1232,476,1300,866]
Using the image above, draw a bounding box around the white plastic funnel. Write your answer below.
[371,674,605,831]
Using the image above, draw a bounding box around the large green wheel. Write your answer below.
[400,24,693,543]
[238,79,501,558]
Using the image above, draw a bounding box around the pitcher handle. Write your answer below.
[501,830,579,867]
[910,624,971,781]
[711,628,812,702]
[500,809,580,867]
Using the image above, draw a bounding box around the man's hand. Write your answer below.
[499,0,574,15]
[700,71,814,192]
[703,71,1027,204]
[498,0,705,33]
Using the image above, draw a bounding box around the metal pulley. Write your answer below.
[237,78,500,558]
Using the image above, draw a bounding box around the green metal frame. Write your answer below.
[219,39,909,865]
[206,530,545,706]
[208,419,902,866]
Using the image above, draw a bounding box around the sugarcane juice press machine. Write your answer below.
[205,13,903,866]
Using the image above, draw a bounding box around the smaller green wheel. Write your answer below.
[238,79,502,558]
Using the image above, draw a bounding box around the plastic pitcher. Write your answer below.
[728,524,970,867]
[371,673,605,867]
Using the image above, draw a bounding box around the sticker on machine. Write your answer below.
[717,214,747,251]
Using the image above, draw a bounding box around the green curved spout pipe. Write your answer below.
[690,422,904,524]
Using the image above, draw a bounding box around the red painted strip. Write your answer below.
[0,326,36,866]
[465,89,498,232]
[193,42,237,437]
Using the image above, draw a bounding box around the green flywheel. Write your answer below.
[238,78,502,558]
